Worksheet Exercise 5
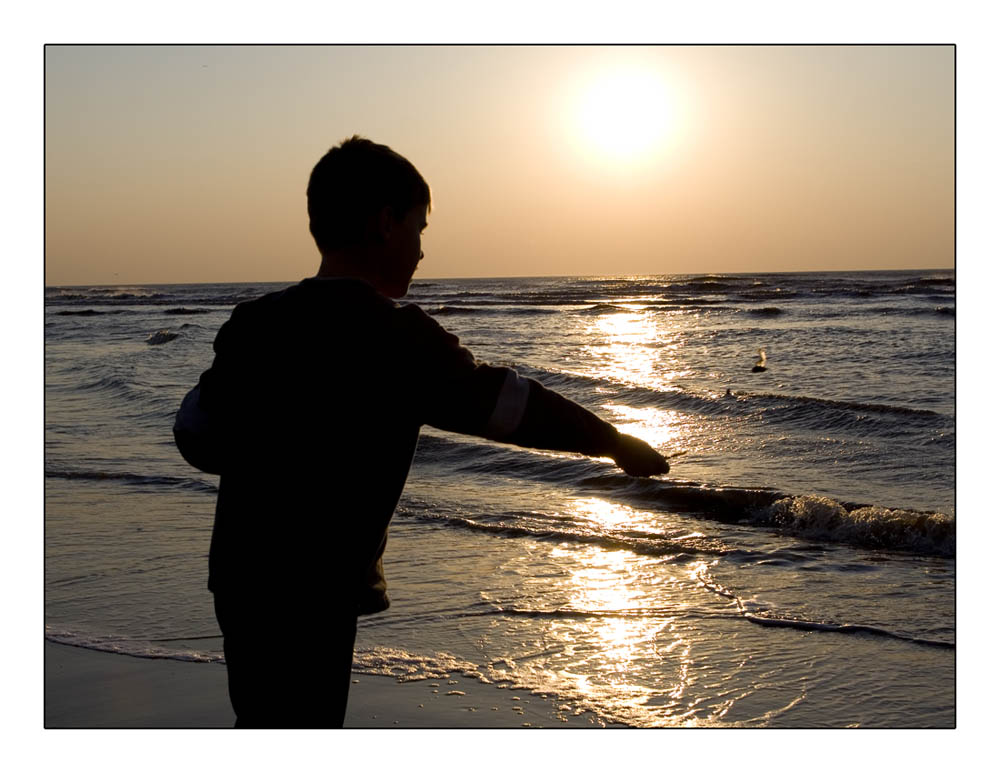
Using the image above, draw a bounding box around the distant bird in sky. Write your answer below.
[751,348,767,372]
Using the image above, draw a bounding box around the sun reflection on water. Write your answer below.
[583,307,691,391]
[570,496,634,529]
[541,542,697,725]
[579,308,700,458]
[603,402,686,452]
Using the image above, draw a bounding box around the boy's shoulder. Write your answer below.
[234,278,395,319]
[222,279,454,350]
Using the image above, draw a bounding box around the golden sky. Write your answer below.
[45,45,954,285]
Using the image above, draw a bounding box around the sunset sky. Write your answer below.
[45,44,954,286]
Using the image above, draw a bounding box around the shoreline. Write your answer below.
[44,641,617,729]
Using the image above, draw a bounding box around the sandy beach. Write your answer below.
[44,642,617,729]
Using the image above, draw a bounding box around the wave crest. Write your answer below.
[764,495,954,556]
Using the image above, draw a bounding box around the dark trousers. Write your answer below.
[213,591,358,728]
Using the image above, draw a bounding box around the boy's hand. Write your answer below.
[611,433,670,477]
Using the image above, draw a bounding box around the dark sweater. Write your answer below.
[174,278,621,613]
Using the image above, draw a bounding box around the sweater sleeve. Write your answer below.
[172,303,250,475]
[399,304,621,459]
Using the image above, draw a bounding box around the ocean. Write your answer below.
[44,270,955,728]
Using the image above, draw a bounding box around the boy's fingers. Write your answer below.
[612,434,670,476]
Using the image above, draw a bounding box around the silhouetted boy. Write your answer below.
[174,136,668,727]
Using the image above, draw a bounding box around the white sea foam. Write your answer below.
[45,626,223,664]
[351,645,492,684]
[766,495,955,556]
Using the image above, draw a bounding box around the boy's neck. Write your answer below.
[315,251,373,282]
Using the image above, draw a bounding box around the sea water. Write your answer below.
[44,271,955,727]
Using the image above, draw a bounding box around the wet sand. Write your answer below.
[44,642,616,729]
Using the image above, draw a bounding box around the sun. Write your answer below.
[573,66,677,166]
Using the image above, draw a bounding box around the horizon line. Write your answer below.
[45,266,956,289]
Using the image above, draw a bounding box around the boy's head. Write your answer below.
[307,136,432,255]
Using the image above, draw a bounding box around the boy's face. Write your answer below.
[376,205,428,298]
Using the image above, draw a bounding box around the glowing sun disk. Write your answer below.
[576,68,675,161]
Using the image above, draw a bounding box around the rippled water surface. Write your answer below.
[45,271,955,727]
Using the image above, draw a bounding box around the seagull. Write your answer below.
[751,348,767,372]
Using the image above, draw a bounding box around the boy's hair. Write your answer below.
[307,136,432,253]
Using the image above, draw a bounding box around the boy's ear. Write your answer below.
[377,206,395,241]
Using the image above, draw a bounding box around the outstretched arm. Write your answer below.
[484,371,669,477]
[402,303,669,477]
